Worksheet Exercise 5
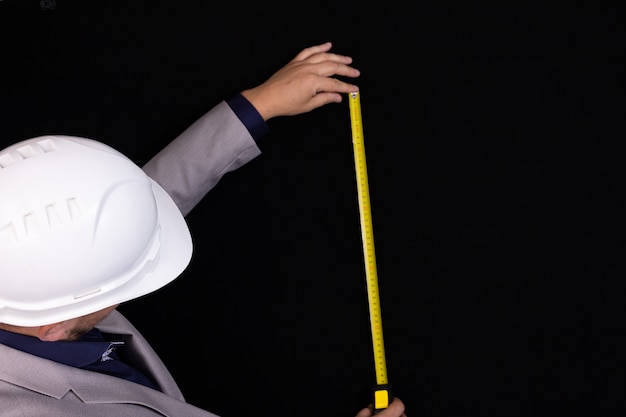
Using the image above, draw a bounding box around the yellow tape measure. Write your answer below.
[348,91,392,412]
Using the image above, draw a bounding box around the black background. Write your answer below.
[1,1,625,416]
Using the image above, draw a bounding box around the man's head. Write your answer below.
[0,136,192,327]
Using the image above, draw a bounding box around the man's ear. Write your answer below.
[37,321,71,341]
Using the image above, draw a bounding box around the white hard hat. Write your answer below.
[0,136,193,326]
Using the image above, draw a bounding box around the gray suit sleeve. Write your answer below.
[142,101,262,216]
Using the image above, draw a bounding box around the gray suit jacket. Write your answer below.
[0,101,262,416]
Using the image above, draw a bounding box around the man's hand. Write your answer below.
[355,397,407,417]
[241,42,360,121]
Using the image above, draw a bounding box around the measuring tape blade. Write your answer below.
[348,91,391,411]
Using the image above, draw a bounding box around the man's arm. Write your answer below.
[143,42,360,216]
[142,100,261,216]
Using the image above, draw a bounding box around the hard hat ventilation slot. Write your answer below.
[0,138,55,169]
[0,153,14,169]
[66,197,82,220]
[36,139,56,153]
[16,145,37,159]
[23,212,39,235]
[45,203,62,227]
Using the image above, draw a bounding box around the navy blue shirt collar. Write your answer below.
[0,327,158,390]
[0,327,113,367]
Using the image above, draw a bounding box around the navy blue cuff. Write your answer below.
[226,93,270,144]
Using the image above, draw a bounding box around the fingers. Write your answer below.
[313,60,360,80]
[294,42,355,68]
[306,77,359,110]
[305,54,360,96]
[355,406,374,417]
[292,41,333,61]
[311,51,354,66]
[314,76,359,96]
[305,93,343,111]
[305,52,354,66]
[383,398,407,417]
[353,398,406,417]
[293,42,360,87]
